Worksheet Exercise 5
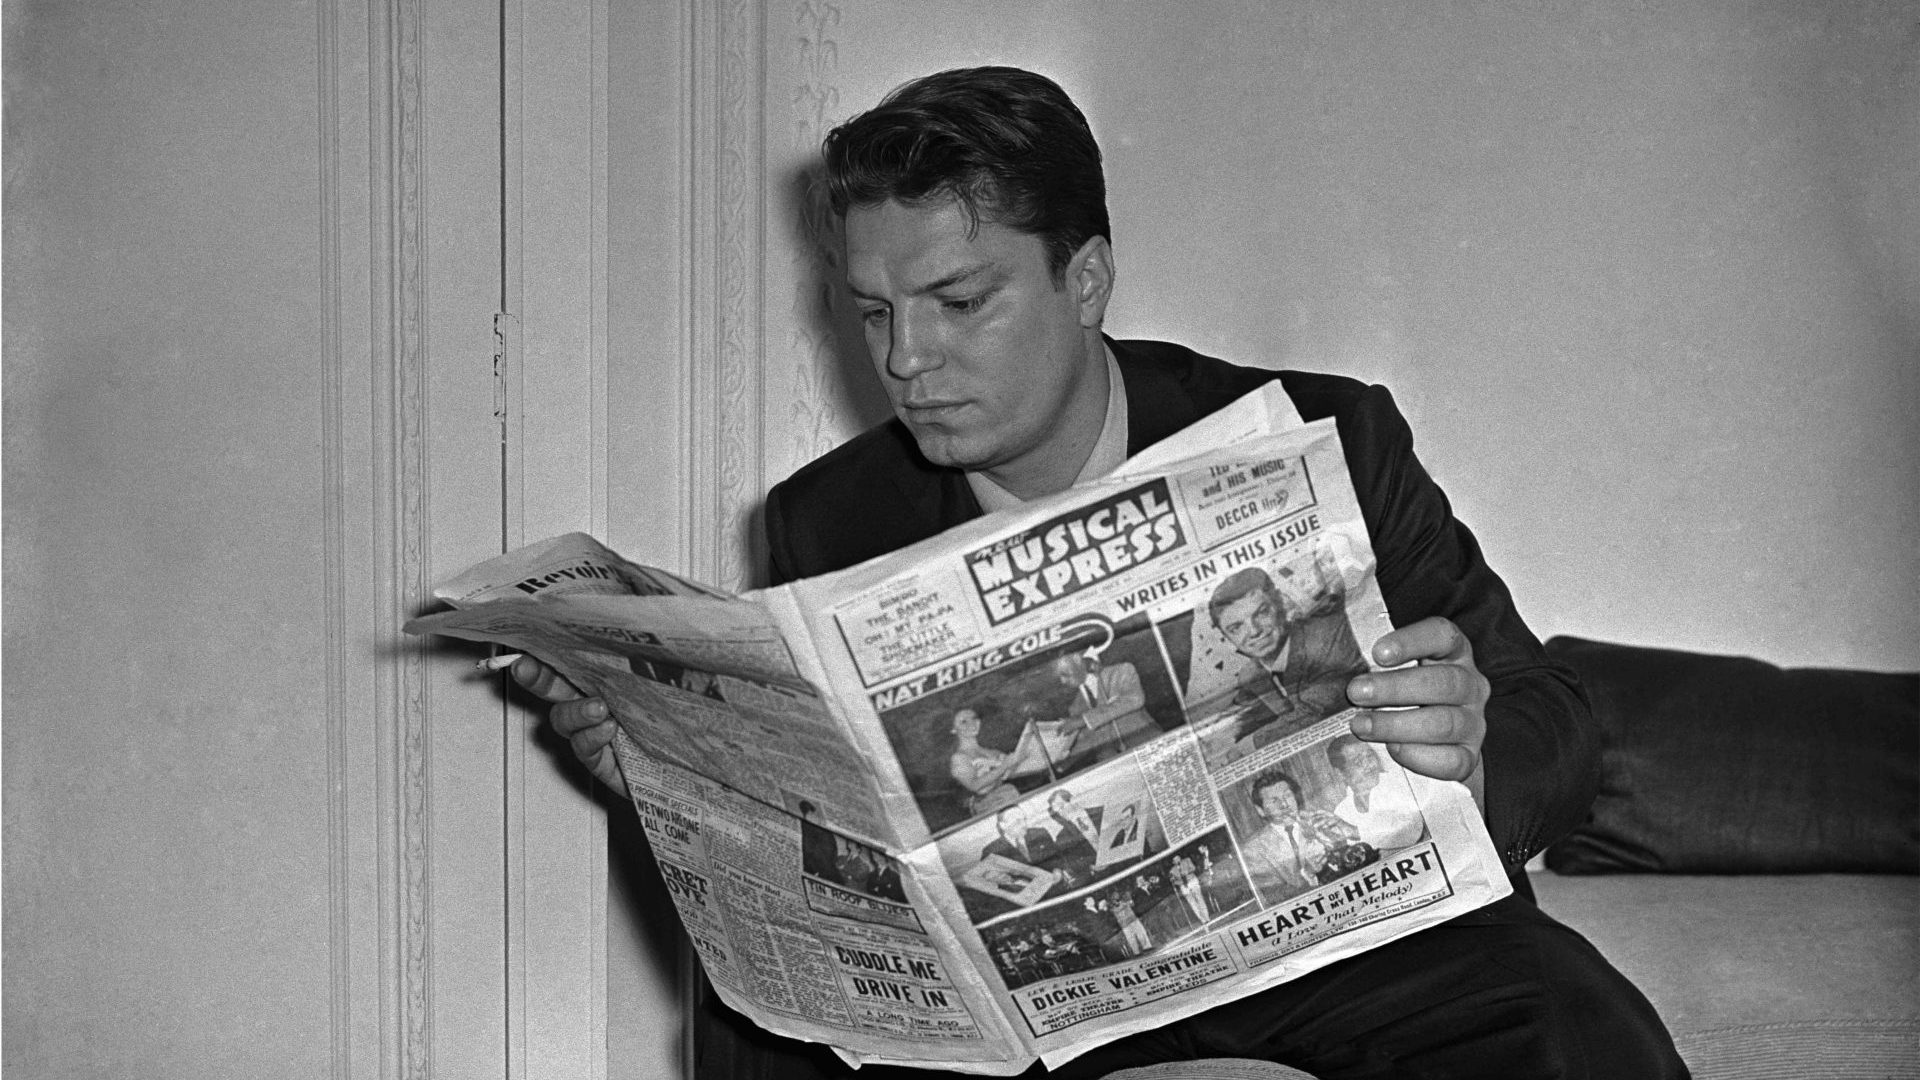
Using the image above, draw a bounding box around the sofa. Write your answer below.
[1112,637,1918,1080]
[1528,636,1917,1080]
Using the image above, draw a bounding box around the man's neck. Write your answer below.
[968,340,1126,510]
[1264,638,1294,674]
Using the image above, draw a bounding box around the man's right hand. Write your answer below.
[510,656,624,792]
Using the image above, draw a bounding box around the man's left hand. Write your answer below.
[1345,617,1488,788]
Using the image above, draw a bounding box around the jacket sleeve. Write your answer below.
[1338,384,1599,871]
[763,480,801,588]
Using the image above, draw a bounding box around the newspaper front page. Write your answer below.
[406,384,1510,1074]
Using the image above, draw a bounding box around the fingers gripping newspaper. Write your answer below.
[406,384,1510,1074]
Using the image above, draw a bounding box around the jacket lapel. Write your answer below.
[1112,337,1208,454]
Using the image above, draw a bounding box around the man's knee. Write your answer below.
[1478,909,1688,1079]
[1170,897,1687,1078]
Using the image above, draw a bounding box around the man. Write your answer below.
[520,65,1682,1078]
[981,804,1050,867]
[1042,788,1100,882]
[1239,769,1362,903]
[1046,788,1099,846]
[1100,801,1145,858]
[1168,853,1209,928]
[864,848,907,903]
[1048,650,1160,764]
[1206,565,1368,726]
[797,800,842,883]
[832,836,877,894]
[1326,732,1426,851]
[1196,843,1224,917]
[1107,886,1152,955]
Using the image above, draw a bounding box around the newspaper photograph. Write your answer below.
[405,384,1511,1074]
[612,741,1017,1066]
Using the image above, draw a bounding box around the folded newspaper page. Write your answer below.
[406,384,1511,1074]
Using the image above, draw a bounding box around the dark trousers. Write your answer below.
[696,891,1688,1080]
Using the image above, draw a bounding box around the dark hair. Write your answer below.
[1208,567,1280,628]
[1325,734,1373,769]
[821,66,1109,279]
[1249,769,1302,812]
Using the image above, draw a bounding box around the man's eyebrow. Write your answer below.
[849,261,997,301]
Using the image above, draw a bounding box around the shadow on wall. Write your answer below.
[746,161,899,588]
[784,159,895,458]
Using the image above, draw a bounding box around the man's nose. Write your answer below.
[886,309,942,380]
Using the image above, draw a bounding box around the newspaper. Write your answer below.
[406,384,1510,1074]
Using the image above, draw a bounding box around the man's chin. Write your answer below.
[905,428,996,472]
[1238,642,1282,665]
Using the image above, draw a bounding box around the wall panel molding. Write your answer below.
[787,1,847,476]
[368,0,435,1074]
[687,0,766,591]
[320,0,346,1068]
[319,0,357,1072]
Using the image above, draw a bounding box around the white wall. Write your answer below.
[4,1,376,1071]
[758,1,1918,672]
[5,0,641,1076]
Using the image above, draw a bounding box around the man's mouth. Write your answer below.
[901,399,967,422]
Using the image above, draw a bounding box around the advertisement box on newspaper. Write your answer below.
[404,384,1511,1075]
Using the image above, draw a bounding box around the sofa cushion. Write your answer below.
[1675,1020,1919,1080]
[1543,637,1918,874]
[1531,872,1919,1079]
[1529,872,1918,1032]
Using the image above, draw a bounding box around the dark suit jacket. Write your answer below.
[1239,606,1370,719]
[1045,806,1103,881]
[982,829,1055,869]
[765,337,1598,873]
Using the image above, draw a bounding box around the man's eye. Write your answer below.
[860,307,889,325]
[942,295,986,314]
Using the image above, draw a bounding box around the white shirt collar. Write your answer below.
[1265,639,1294,675]
[967,345,1128,513]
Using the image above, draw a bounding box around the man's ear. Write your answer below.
[1068,235,1115,328]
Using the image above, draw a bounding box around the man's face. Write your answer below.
[1217,587,1286,664]
[1335,744,1383,793]
[1051,654,1088,688]
[844,198,1110,498]
[997,808,1026,843]
[1253,781,1301,826]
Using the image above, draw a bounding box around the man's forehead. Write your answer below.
[843,198,1039,294]
[1222,591,1274,618]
